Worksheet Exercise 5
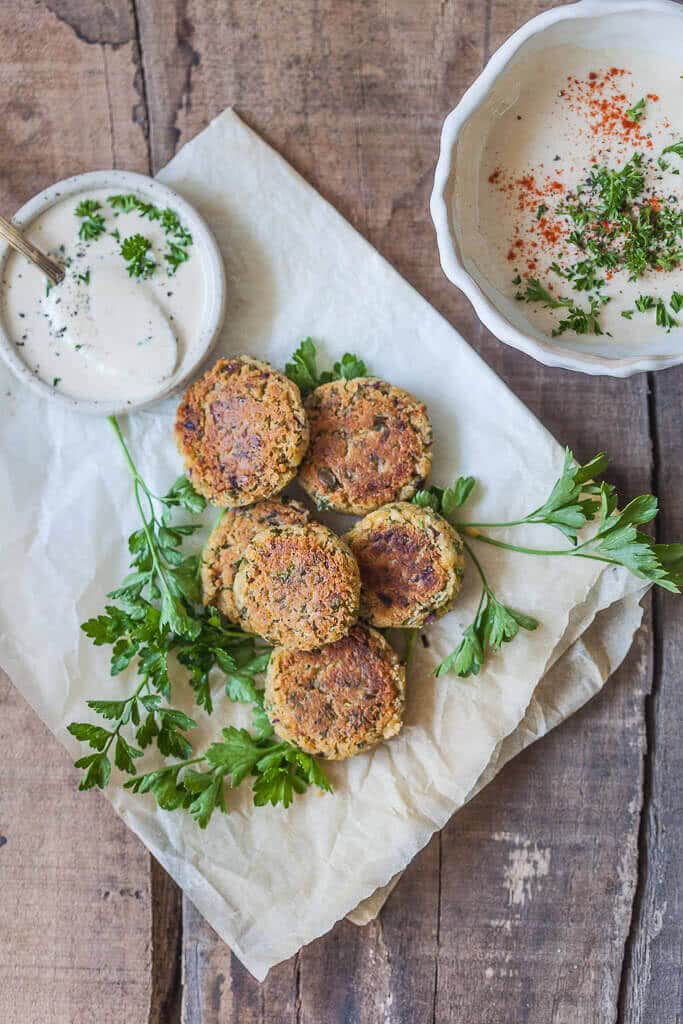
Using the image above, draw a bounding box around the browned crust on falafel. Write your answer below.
[298,377,432,515]
[344,502,464,628]
[265,624,405,759]
[233,522,360,649]
[201,498,310,621]
[174,355,309,507]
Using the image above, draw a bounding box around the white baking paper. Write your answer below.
[0,110,646,980]
[349,575,647,924]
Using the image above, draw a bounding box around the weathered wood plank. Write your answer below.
[0,3,152,1023]
[0,675,152,1024]
[619,366,683,1023]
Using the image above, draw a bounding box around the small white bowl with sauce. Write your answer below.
[431,0,683,376]
[0,170,226,413]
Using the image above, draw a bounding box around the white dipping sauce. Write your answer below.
[1,188,206,402]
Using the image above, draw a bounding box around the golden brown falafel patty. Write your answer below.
[265,624,405,759]
[201,498,310,622]
[344,502,464,628]
[298,377,432,515]
[174,355,309,507]
[233,522,360,649]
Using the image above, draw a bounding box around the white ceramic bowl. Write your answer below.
[0,170,226,413]
[430,0,683,376]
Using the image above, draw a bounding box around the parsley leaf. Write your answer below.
[429,449,682,679]
[656,299,678,330]
[124,727,332,827]
[435,548,538,679]
[285,338,368,395]
[121,234,156,279]
[75,199,106,241]
[625,97,646,123]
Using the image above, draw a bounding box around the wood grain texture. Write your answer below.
[0,675,152,1024]
[619,366,683,1024]
[0,4,153,1023]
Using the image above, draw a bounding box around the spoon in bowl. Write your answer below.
[0,212,64,285]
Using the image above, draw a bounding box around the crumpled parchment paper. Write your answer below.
[0,110,646,980]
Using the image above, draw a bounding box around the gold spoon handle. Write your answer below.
[0,213,64,285]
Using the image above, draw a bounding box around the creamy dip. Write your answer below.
[1,188,206,402]
[456,45,683,346]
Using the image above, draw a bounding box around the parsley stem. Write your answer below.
[462,538,488,589]
[464,531,624,567]
[104,677,148,754]
[108,415,176,604]
[458,518,532,529]
[462,539,489,624]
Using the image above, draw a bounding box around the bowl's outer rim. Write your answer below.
[430,0,683,377]
[0,169,227,415]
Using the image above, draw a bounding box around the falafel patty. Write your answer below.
[298,376,432,515]
[344,501,464,628]
[174,355,309,507]
[201,498,310,621]
[233,522,360,649]
[265,624,405,759]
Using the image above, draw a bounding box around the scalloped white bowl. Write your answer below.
[430,0,683,376]
[0,170,226,414]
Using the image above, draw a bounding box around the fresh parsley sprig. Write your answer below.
[454,449,681,591]
[457,450,608,543]
[107,415,205,637]
[124,726,332,828]
[435,542,538,679]
[417,451,682,677]
[412,478,538,678]
[285,337,368,395]
[68,416,331,816]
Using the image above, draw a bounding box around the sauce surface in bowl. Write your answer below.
[1,188,207,402]
[459,45,683,347]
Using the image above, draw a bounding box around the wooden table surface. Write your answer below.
[0,2,681,1021]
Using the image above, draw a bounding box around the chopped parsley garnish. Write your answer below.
[73,195,193,278]
[75,199,106,241]
[625,97,646,123]
[521,147,683,333]
[536,203,548,220]
[552,296,603,337]
[109,194,193,275]
[662,140,683,159]
[656,298,678,330]
[121,234,156,279]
